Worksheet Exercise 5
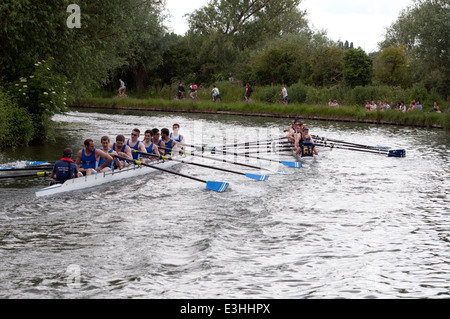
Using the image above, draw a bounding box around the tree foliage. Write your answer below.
[343,48,373,88]
[380,0,450,97]
[186,0,309,49]
[374,46,410,88]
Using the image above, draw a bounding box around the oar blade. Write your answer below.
[27,161,51,166]
[206,181,229,192]
[245,173,269,181]
[388,149,406,158]
[280,161,302,168]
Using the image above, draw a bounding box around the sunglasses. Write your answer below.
[131,133,138,136]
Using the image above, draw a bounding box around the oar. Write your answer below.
[132,150,269,181]
[179,143,302,168]
[114,155,229,192]
[26,161,55,166]
[312,136,391,151]
[219,137,286,149]
[160,146,289,175]
[0,165,54,172]
[0,171,50,179]
[314,142,405,157]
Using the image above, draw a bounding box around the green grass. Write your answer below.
[73,96,450,130]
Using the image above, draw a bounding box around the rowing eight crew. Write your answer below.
[51,125,185,184]
[284,118,318,158]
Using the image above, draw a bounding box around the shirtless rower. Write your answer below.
[112,134,133,168]
[76,139,113,176]
[170,124,185,149]
[161,128,178,155]
[141,129,160,162]
[126,128,148,160]
[152,128,165,155]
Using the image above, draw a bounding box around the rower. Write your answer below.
[126,128,148,160]
[112,134,133,168]
[170,124,185,149]
[76,139,113,176]
[285,119,303,143]
[295,133,318,157]
[50,148,83,184]
[161,128,178,155]
[151,128,166,155]
[98,136,120,171]
[141,129,160,162]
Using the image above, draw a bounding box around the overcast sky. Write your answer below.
[164,0,414,53]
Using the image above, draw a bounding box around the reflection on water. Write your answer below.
[0,108,449,299]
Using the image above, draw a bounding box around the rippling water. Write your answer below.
[0,108,449,299]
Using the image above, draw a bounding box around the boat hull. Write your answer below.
[35,157,188,197]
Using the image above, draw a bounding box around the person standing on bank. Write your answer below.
[118,78,126,97]
[244,83,253,102]
[51,148,83,184]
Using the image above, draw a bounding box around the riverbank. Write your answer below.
[71,97,449,129]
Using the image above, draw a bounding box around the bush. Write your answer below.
[0,90,35,149]
[288,81,307,104]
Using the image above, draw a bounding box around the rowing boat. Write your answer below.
[35,155,192,197]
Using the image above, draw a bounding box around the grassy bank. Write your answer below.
[72,96,450,130]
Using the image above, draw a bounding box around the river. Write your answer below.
[0,108,449,299]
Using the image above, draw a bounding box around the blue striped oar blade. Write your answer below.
[206,181,229,192]
[280,161,302,168]
[245,173,269,181]
[27,161,51,166]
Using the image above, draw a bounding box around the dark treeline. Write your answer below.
[0,0,449,149]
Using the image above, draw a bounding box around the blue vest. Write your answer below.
[98,149,114,168]
[164,138,175,154]
[145,142,154,154]
[170,133,181,142]
[82,148,97,169]
[113,143,127,162]
[127,140,141,160]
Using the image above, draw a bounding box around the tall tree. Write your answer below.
[186,0,309,49]
[343,48,373,88]
[374,46,410,88]
[380,0,449,96]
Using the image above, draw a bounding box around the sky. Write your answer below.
[164,0,414,53]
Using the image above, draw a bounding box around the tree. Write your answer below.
[380,0,450,97]
[374,46,410,88]
[343,48,373,88]
[186,0,309,49]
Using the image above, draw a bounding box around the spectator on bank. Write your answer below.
[407,102,417,112]
[399,101,406,113]
[370,101,378,111]
[416,100,423,111]
[244,83,253,102]
[328,99,339,107]
[365,101,371,111]
[430,101,441,113]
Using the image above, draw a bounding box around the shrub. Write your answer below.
[0,90,35,149]
[288,81,308,104]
